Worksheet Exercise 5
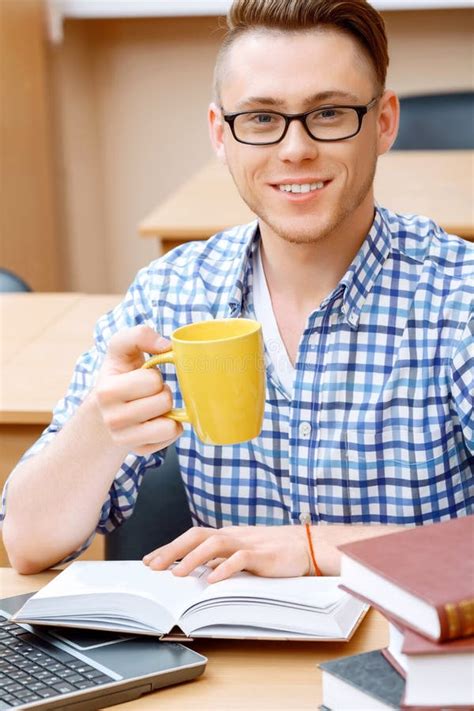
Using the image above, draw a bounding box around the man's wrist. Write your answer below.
[80,391,130,458]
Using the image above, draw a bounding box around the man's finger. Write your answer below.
[143,527,216,569]
[207,549,257,583]
[206,557,226,569]
[106,325,171,372]
[115,416,183,449]
[97,368,164,407]
[103,386,173,430]
[171,535,237,576]
[132,430,183,457]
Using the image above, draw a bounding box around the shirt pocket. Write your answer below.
[344,423,459,474]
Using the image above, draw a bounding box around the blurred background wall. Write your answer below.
[0,0,62,291]
[1,3,473,294]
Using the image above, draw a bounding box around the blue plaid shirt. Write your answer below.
[2,207,473,552]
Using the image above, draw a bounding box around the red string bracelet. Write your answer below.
[304,522,322,576]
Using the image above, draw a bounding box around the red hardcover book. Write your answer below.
[338,516,474,642]
[401,706,473,710]
[401,627,474,708]
[382,619,407,678]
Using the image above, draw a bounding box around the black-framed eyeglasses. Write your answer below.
[221,97,380,145]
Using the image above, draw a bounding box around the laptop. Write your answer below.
[0,593,207,710]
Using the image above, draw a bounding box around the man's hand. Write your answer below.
[95,325,183,456]
[143,523,401,582]
[143,526,312,582]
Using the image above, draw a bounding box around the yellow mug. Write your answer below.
[142,319,265,445]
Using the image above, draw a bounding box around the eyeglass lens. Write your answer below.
[233,107,361,143]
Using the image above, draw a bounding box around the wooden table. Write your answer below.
[139,151,474,253]
[0,293,121,566]
[1,567,389,710]
[1,293,121,424]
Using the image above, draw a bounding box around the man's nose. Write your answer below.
[276,118,320,162]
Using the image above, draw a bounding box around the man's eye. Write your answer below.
[250,113,275,124]
[319,108,339,119]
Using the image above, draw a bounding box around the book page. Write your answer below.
[23,561,210,622]
[189,572,345,612]
[177,576,364,638]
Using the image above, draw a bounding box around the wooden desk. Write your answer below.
[1,567,388,709]
[139,150,474,253]
[1,293,121,423]
[0,293,121,566]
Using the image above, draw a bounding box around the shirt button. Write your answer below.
[298,422,312,439]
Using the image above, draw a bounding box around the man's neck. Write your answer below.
[257,201,376,365]
[259,203,376,312]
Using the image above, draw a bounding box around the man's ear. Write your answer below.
[208,102,227,164]
[376,90,400,157]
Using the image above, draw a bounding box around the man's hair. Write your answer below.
[214,0,389,100]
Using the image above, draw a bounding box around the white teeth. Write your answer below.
[279,182,324,193]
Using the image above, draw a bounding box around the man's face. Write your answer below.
[210,29,389,246]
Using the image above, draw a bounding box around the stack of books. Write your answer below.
[319,516,474,710]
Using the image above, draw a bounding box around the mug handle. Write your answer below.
[141,351,190,423]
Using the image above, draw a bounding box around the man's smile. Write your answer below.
[270,178,332,201]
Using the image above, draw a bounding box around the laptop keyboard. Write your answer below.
[0,615,115,708]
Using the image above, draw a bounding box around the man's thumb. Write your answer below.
[106,325,171,369]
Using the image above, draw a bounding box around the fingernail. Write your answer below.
[156,337,171,350]
[148,556,163,568]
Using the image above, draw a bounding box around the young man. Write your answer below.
[2,0,473,577]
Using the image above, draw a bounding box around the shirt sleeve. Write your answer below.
[0,265,167,558]
[450,315,474,455]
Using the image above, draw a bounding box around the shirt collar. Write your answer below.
[337,206,392,329]
[227,221,260,317]
[226,207,392,328]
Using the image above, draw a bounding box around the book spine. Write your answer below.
[340,585,474,643]
[440,598,474,641]
[381,648,407,679]
[401,699,473,710]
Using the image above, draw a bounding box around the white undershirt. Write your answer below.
[252,244,295,397]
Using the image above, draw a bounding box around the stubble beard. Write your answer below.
[233,158,378,246]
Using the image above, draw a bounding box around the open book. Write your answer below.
[13,561,368,641]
